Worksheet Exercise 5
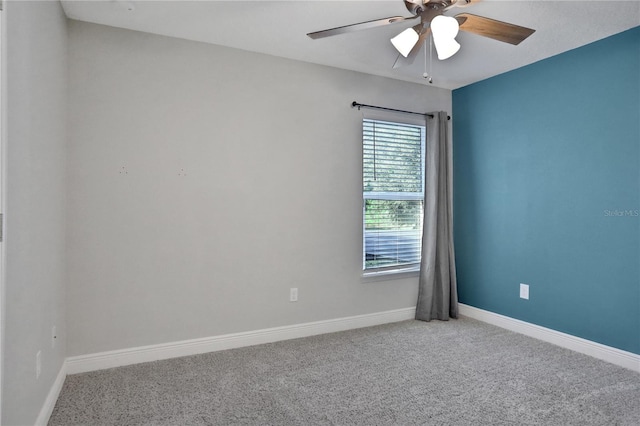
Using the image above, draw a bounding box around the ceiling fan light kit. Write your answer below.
[433,36,460,61]
[430,15,461,60]
[391,28,420,58]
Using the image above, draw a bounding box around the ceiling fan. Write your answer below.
[307,0,535,68]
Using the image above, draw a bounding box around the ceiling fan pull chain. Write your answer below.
[423,37,427,76]
[429,34,433,82]
[422,33,433,84]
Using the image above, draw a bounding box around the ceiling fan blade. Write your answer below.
[455,13,535,45]
[307,15,418,39]
[393,27,430,69]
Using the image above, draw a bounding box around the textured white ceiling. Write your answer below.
[60,0,640,89]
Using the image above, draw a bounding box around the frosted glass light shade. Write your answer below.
[431,15,461,60]
[434,38,460,60]
[390,28,420,57]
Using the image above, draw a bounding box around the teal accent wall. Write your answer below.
[453,27,640,354]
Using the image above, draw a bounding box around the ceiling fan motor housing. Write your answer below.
[404,1,425,16]
[407,0,473,16]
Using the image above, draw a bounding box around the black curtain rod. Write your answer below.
[351,101,450,120]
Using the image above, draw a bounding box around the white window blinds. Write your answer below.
[363,118,425,272]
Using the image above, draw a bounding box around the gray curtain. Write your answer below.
[416,111,458,321]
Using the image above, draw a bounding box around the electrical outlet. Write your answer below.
[36,351,42,379]
[289,287,298,302]
[52,326,57,349]
[520,283,529,300]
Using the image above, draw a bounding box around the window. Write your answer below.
[363,118,425,274]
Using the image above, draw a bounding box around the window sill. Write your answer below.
[362,267,420,283]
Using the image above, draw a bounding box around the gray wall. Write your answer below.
[3,1,68,424]
[66,21,451,356]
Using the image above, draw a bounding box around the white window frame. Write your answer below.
[361,114,426,277]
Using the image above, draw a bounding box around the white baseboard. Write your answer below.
[35,361,67,426]
[66,307,416,375]
[458,303,640,373]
